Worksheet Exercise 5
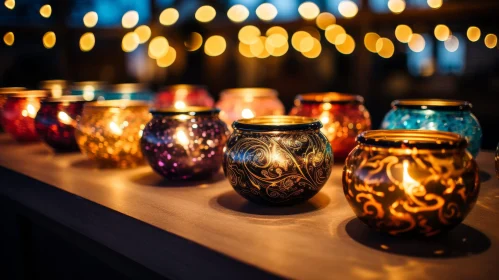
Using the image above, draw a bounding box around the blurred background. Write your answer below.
[0,0,498,149]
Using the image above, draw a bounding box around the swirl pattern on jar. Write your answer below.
[154,84,214,109]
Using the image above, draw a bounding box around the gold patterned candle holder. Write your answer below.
[75,100,152,168]
[223,116,333,206]
[343,130,480,236]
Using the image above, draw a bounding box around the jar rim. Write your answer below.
[84,100,151,108]
[233,116,322,131]
[7,90,48,98]
[42,95,87,103]
[392,99,472,111]
[221,88,278,98]
[71,81,108,91]
[40,80,69,88]
[160,84,207,92]
[151,106,219,116]
[0,87,26,94]
[357,130,468,150]
[297,92,364,104]
[111,83,150,94]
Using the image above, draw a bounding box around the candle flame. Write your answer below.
[241,108,254,119]
[174,101,186,109]
[22,103,37,118]
[83,85,95,101]
[51,85,63,98]
[58,111,73,125]
[402,160,418,184]
[109,121,123,135]
[176,129,189,146]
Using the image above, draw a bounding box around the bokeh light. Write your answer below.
[134,25,151,44]
[427,0,443,9]
[388,0,405,14]
[195,5,216,23]
[302,26,321,40]
[302,38,321,58]
[267,33,287,48]
[3,32,14,46]
[364,32,380,53]
[298,2,320,20]
[204,35,226,56]
[376,38,395,58]
[157,46,176,68]
[268,41,289,57]
[467,27,481,42]
[148,36,169,58]
[266,26,288,39]
[338,1,358,18]
[122,11,139,29]
[395,24,413,43]
[255,37,271,58]
[434,24,451,41]
[4,0,14,10]
[239,25,261,44]
[185,32,203,51]
[227,4,249,23]
[335,34,355,54]
[122,32,139,52]
[484,34,498,49]
[325,24,346,45]
[316,12,336,30]
[43,31,56,49]
[250,36,265,57]
[256,3,277,21]
[40,4,51,18]
[292,31,311,51]
[160,8,179,26]
[239,42,254,58]
[300,37,315,52]
[444,35,459,52]
[83,11,98,28]
[408,33,426,52]
[79,32,95,52]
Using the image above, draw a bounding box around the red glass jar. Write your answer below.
[290,92,371,160]
[154,84,214,109]
[35,96,87,152]
[1,90,48,141]
[0,87,26,130]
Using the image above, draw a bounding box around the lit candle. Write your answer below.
[40,80,68,98]
[154,84,214,109]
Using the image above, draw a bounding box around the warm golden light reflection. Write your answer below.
[159,8,179,26]
[266,26,288,39]
[195,5,216,23]
[364,32,380,53]
[256,3,277,21]
[315,12,336,30]
[388,0,405,14]
[227,4,249,23]
[434,24,451,41]
[79,32,95,52]
[395,24,413,43]
[241,108,255,119]
[444,35,459,52]
[299,36,314,52]
[83,85,95,101]
[291,31,311,51]
[336,34,355,54]
[122,10,139,29]
[22,103,37,118]
[239,25,261,44]
[238,42,254,58]
[185,32,203,51]
[134,25,151,44]
[122,32,140,52]
[376,38,395,58]
[148,36,169,58]
[484,34,498,49]
[467,27,481,42]
[204,35,226,56]
[298,2,320,20]
[4,0,14,10]
[266,33,287,48]
[83,11,98,28]
[39,4,51,18]
[3,31,14,46]
[302,37,322,58]
[408,33,425,52]
[157,46,176,67]
[43,31,56,49]
[427,0,443,9]
[174,101,186,109]
[57,111,73,125]
[325,24,346,45]
[338,1,358,18]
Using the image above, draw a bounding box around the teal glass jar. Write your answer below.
[381,99,482,157]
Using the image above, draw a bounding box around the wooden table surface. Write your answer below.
[1,134,498,280]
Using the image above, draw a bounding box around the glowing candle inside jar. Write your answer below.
[57,111,74,125]
[402,160,419,192]
[241,108,255,119]
[174,101,186,109]
[83,85,95,101]
[51,85,63,98]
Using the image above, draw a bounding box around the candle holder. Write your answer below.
[216,88,285,129]
[102,83,154,101]
[75,100,151,168]
[223,116,333,206]
[382,99,482,157]
[0,87,26,130]
[154,84,214,109]
[34,96,87,152]
[141,107,229,180]
[343,130,480,236]
[496,143,499,179]
[290,92,371,160]
[40,80,68,98]
[1,90,47,141]
[71,81,108,101]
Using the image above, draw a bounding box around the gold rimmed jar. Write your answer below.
[223,116,333,206]
[343,130,480,236]
[75,100,152,168]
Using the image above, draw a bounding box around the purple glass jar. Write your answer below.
[141,107,229,180]
[34,96,87,152]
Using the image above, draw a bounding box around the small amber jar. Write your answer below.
[75,100,152,168]
[343,130,480,236]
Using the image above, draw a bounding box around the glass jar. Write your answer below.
[141,107,229,180]
[343,130,480,236]
[290,92,371,160]
[154,84,214,109]
[496,143,499,179]
[224,116,333,206]
[71,81,108,101]
[101,83,154,101]
[381,99,482,157]
[216,88,285,128]
[1,90,48,141]
[35,96,87,152]
[40,80,68,98]
[0,87,26,130]
[75,100,152,168]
